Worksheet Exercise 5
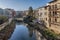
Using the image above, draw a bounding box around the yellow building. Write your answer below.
[48,0,60,34]
[44,6,49,28]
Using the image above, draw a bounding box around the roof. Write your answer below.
[37,5,49,9]
[48,0,57,3]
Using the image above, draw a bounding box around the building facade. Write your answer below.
[48,0,60,27]
[4,8,16,18]
[38,7,46,21]
[37,6,49,27]
[47,0,60,33]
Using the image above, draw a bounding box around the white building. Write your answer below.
[3,8,16,18]
[38,6,49,27]
[0,8,4,15]
[4,9,11,18]
[38,7,46,20]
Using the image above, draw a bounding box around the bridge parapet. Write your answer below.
[15,18,23,21]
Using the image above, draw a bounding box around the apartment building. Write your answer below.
[33,0,60,34]
[48,0,60,33]
[38,7,46,21]
[37,6,49,27]
[48,0,60,26]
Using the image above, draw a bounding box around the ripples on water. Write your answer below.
[9,22,36,40]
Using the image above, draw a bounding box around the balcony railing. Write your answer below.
[50,14,60,18]
[51,22,60,26]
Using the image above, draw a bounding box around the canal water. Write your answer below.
[9,22,36,40]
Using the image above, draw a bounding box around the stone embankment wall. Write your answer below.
[0,20,15,40]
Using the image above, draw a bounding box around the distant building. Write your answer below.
[4,8,16,18]
[0,8,4,15]
[16,11,20,16]
[23,10,28,17]
[16,11,25,18]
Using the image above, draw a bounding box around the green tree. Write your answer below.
[28,6,33,17]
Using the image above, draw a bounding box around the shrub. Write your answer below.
[44,29,58,39]
[0,16,8,24]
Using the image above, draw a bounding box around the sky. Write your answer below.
[0,0,52,11]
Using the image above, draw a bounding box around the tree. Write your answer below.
[28,6,33,17]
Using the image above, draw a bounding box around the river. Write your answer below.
[9,22,36,40]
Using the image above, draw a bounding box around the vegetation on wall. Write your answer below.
[0,16,8,24]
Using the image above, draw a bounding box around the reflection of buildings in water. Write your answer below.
[34,30,47,40]
[27,24,46,40]
[27,26,47,40]
[28,27,34,37]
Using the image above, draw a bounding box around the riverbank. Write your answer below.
[0,20,15,40]
[27,22,60,40]
[27,23,47,40]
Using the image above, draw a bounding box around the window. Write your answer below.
[49,18,51,23]
[57,13,60,17]
[45,12,47,15]
[57,3,60,9]
[55,4,57,9]
[46,18,47,21]
[49,11,51,16]
[40,13,42,16]
[55,11,57,15]
[45,7,47,10]
[52,5,54,9]
[53,11,54,16]
[55,18,57,22]
[49,6,51,10]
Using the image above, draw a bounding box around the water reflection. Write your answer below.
[9,22,36,40]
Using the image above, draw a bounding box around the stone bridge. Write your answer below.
[15,18,23,21]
